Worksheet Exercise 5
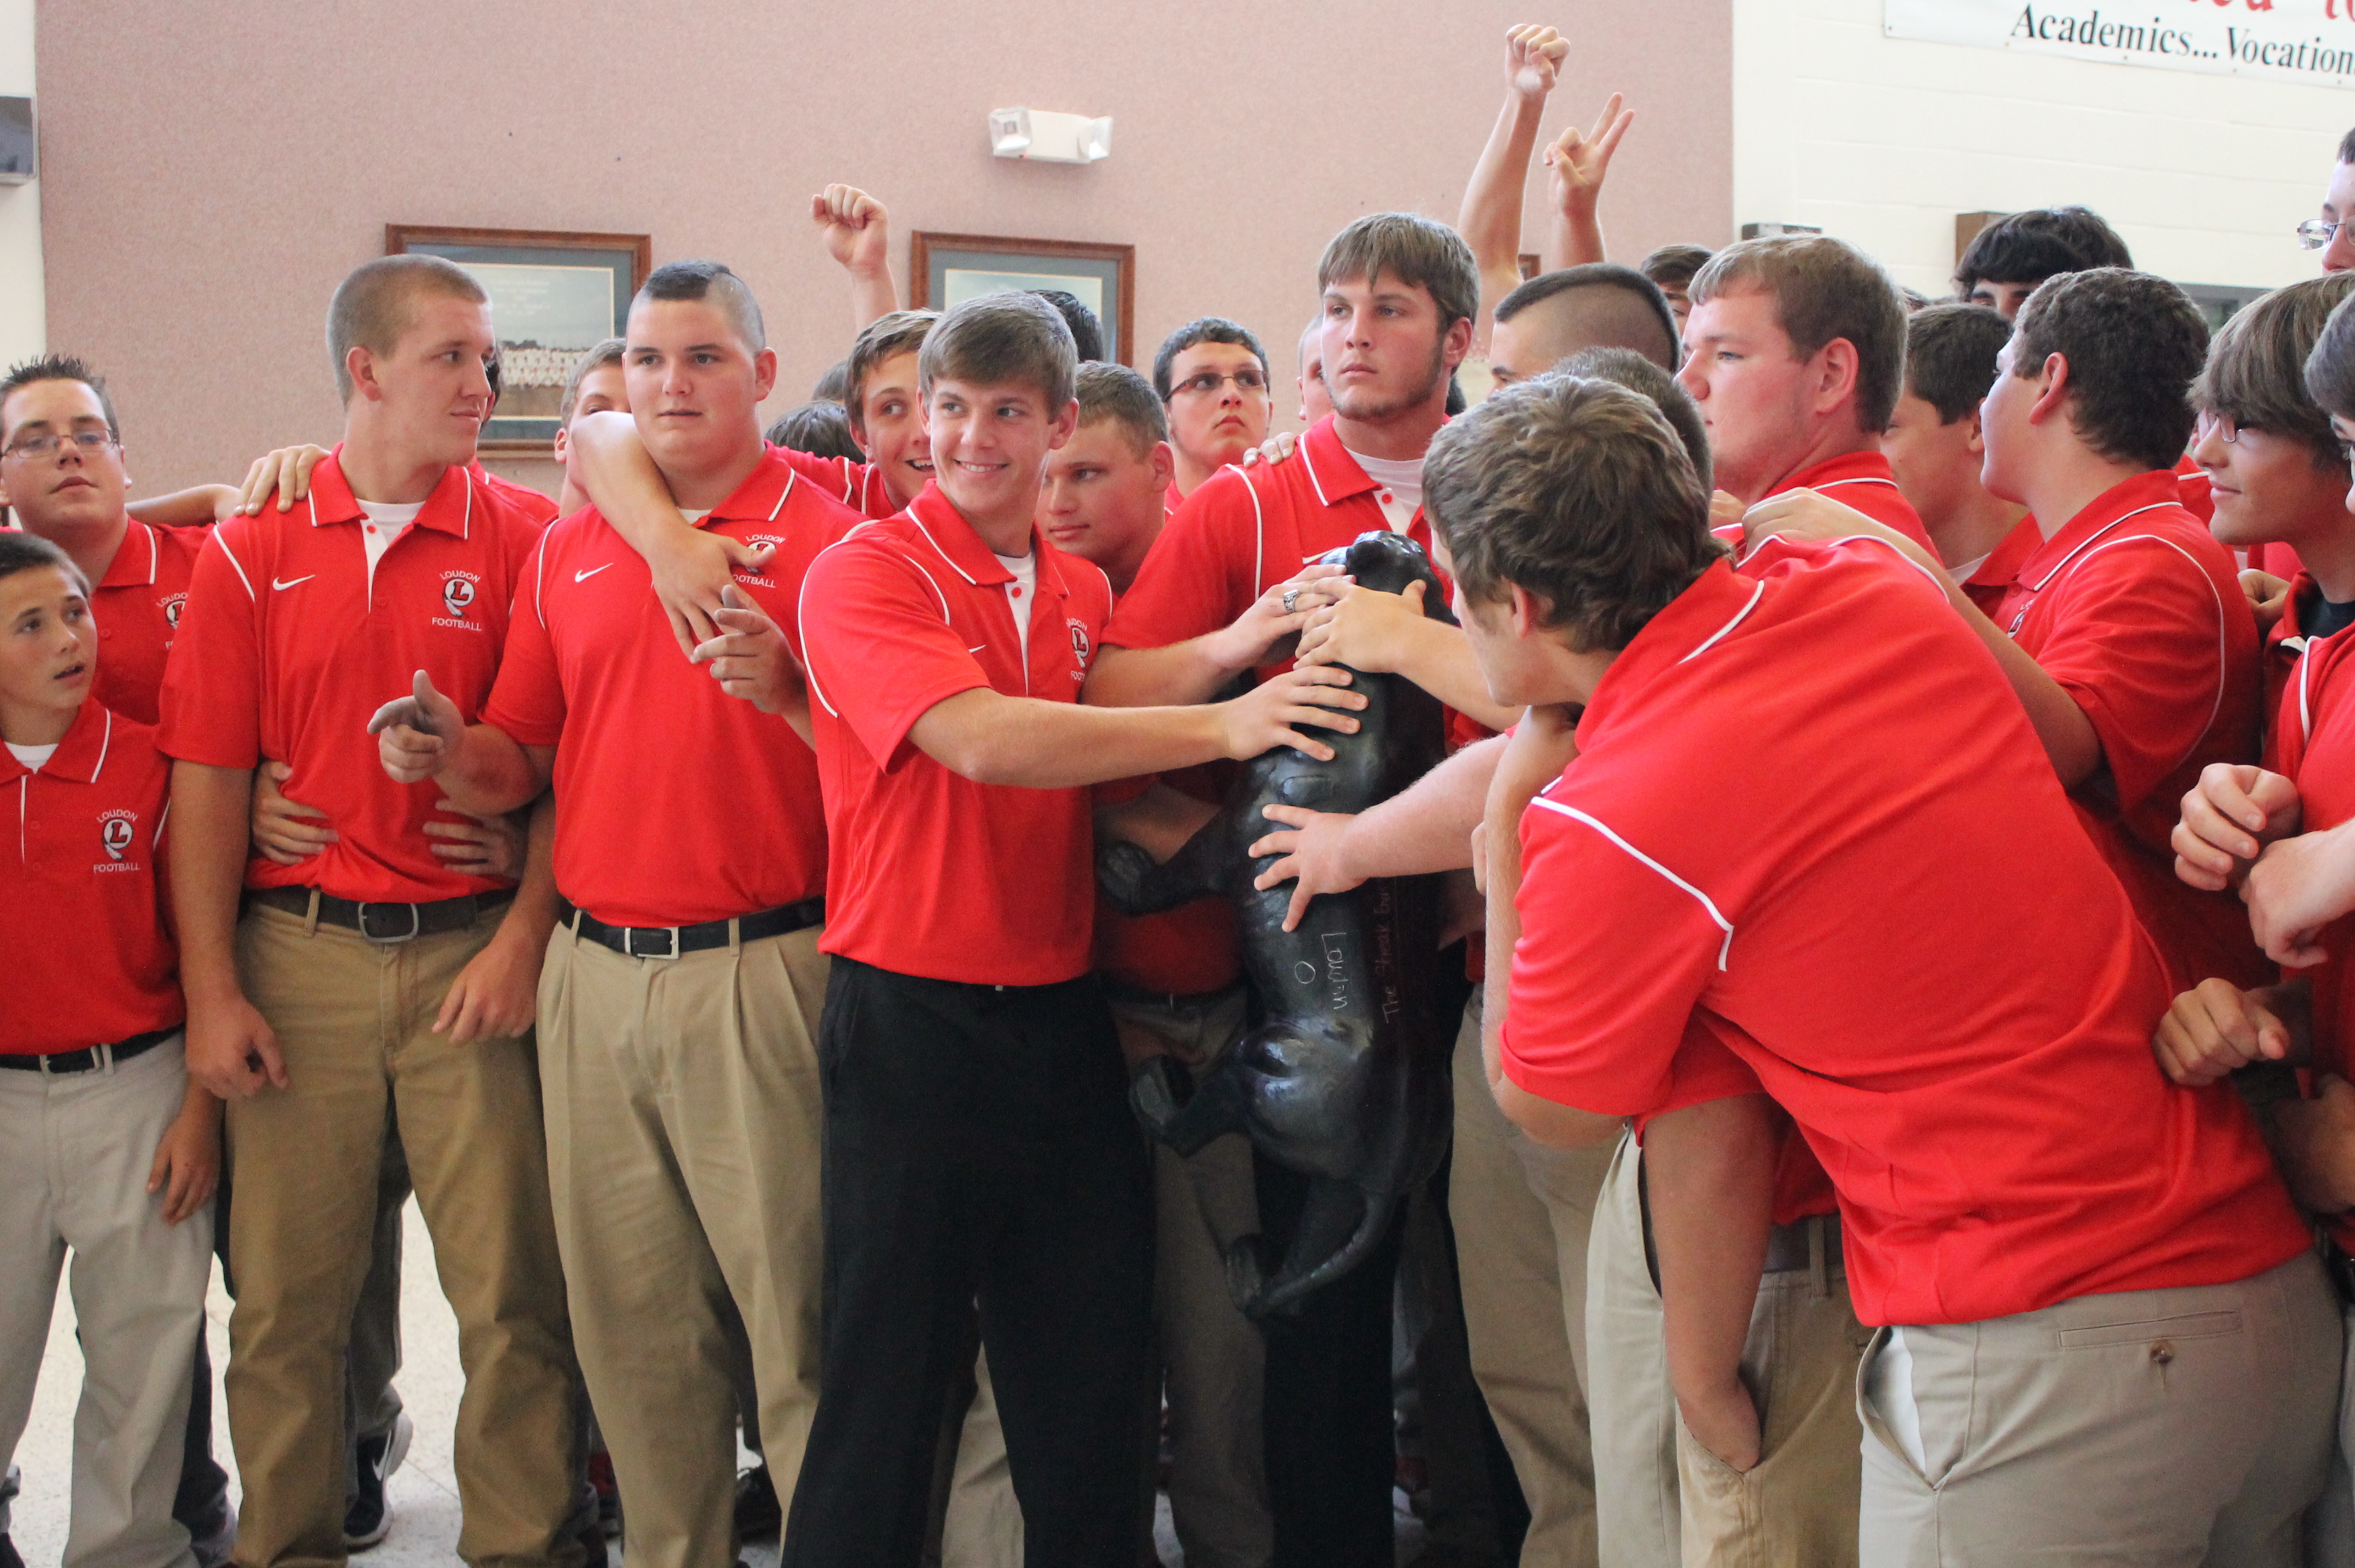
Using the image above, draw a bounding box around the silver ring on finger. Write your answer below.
[1282,589,1301,614]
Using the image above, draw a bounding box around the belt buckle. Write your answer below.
[625,925,681,960]
[357,901,423,944]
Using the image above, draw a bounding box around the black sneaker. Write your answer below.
[185,1499,237,1568]
[343,1411,414,1552]
[732,1464,781,1543]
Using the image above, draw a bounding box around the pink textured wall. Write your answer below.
[37,1,1730,500]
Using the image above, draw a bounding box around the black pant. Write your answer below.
[781,959,1155,1568]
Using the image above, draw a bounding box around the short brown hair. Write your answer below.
[1904,304,2012,424]
[1075,361,1168,458]
[1554,346,1712,493]
[918,292,1076,412]
[2196,274,2355,471]
[845,309,937,435]
[557,338,625,426]
[2011,268,2207,473]
[2305,292,2355,421]
[1691,236,1907,430]
[1639,243,1714,293]
[1316,214,1480,335]
[327,254,489,403]
[1424,376,1716,653]
[0,353,120,442]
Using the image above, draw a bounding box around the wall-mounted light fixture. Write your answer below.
[989,108,1112,165]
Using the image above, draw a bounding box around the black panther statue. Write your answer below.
[1098,530,1455,1320]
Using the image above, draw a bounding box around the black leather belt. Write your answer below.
[1762,1211,1842,1275]
[1,1025,178,1075]
[561,897,824,959]
[249,885,515,943]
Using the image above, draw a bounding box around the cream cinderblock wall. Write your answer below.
[38,0,1731,500]
[0,0,40,367]
[1732,0,2346,298]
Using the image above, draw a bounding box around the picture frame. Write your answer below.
[385,225,652,454]
[911,232,1136,366]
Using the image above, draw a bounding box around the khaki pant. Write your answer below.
[1446,994,1606,1568]
[1589,1132,1682,1568]
[2305,1303,2355,1567]
[538,920,826,1568]
[0,1038,213,1568]
[1859,1252,2341,1566]
[1676,1220,1866,1568]
[1588,1133,1869,1568]
[225,902,579,1568]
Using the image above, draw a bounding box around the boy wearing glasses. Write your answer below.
[2300,128,2355,275]
[1151,320,1274,500]
[0,358,205,728]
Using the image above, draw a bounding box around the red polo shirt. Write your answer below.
[1105,416,1433,655]
[2264,622,2355,1252]
[484,449,853,928]
[799,483,1116,986]
[778,449,900,521]
[1959,516,2040,619]
[4,702,181,1054]
[1766,449,1936,555]
[88,518,207,725]
[156,451,543,904]
[1991,469,2265,988]
[469,461,560,525]
[1503,538,2306,1326]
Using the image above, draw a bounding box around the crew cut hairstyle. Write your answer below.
[1496,264,1681,371]
[1424,376,1716,653]
[919,291,1078,413]
[1553,346,1713,493]
[766,400,866,464]
[635,259,766,354]
[327,254,489,403]
[1076,361,1169,455]
[1638,243,1714,291]
[2010,268,2208,474]
[0,353,121,441]
[556,338,625,427]
[0,527,86,592]
[1904,304,2013,424]
[2303,291,2355,421]
[844,309,939,430]
[1152,318,1269,403]
[1955,206,2134,293]
[2198,274,2355,471]
[1317,213,1481,334]
[1691,235,1907,430]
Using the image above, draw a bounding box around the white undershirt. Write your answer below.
[1345,448,1425,532]
[356,499,424,594]
[680,509,712,524]
[7,741,56,771]
[996,551,1037,664]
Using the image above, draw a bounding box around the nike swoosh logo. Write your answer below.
[271,575,315,591]
[573,564,613,583]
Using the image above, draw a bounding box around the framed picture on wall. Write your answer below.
[386,225,652,454]
[911,232,1136,365]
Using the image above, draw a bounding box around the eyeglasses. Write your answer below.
[1171,369,1269,398]
[2195,409,2244,445]
[2,430,117,461]
[2298,218,2346,251]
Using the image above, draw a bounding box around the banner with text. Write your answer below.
[1885,1,2355,87]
